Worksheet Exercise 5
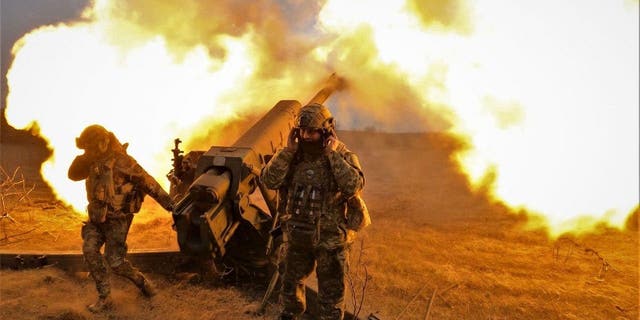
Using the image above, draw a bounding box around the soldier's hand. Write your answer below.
[325,136,342,153]
[285,128,300,152]
[82,149,98,162]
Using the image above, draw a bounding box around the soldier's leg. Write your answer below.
[104,216,155,296]
[316,246,348,320]
[280,243,315,318]
[81,222,110,299]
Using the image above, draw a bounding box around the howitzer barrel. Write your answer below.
[172,74,343,266]
[234,73,343,155]
[233,100,301,156]
[307,73,344,106]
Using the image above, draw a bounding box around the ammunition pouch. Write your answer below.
[345,194,370,231]
[123,188,145,214]
[87,201,108,223]
[287,183,325,225]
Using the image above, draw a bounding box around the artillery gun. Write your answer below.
[0,74,357,318]
[168,74,344,276]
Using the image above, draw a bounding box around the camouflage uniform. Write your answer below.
[69,127,172,303]
[262,133,364,320]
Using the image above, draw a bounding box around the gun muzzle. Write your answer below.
[307,73,345,106]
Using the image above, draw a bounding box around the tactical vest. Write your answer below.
[86,155,144,223]
[284,154,340,228]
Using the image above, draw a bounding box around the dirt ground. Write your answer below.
[0,131,638,320]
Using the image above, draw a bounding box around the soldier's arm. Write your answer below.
[340,147,365,184]
[68,154,93,181]
[260,148,295,189]
[119,155,173,211]
[326,148,364,197]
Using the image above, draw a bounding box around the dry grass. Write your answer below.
[355,218,638,319]
[0,267,279,320]
[1,132,638,319]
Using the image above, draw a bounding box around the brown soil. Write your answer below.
[1,131,638,319]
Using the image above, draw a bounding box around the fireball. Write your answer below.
[5,0,638,237]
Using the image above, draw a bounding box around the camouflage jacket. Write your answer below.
[69,150,172,222]
[261,142,364,248]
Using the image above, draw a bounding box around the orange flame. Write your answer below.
[5,0,639,237]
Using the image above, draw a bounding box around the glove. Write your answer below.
[324,131,343,154]
[284,128,300,153]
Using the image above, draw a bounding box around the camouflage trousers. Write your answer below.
[280,239,349,320]
[81,214,146,298]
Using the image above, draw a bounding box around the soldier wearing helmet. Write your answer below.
[261,103,367,320]
[68,124,174,312]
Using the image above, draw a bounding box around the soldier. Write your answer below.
[68,124,174,312]
[261,103,366,320]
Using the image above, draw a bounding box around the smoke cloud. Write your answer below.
[81,0,465,132]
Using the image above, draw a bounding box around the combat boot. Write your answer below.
[87,296,113,313]
[138,277,157,297]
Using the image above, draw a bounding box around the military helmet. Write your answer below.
[295,103,335,131]
[76,124,110,150]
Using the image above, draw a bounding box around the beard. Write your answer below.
[300,139,324,157]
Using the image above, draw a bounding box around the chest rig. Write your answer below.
[86,155,143,223]
[285,154,336,226]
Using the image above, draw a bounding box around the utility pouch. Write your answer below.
[345,194,371,231]
[87,202,108,223]
[124,187,145,214]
